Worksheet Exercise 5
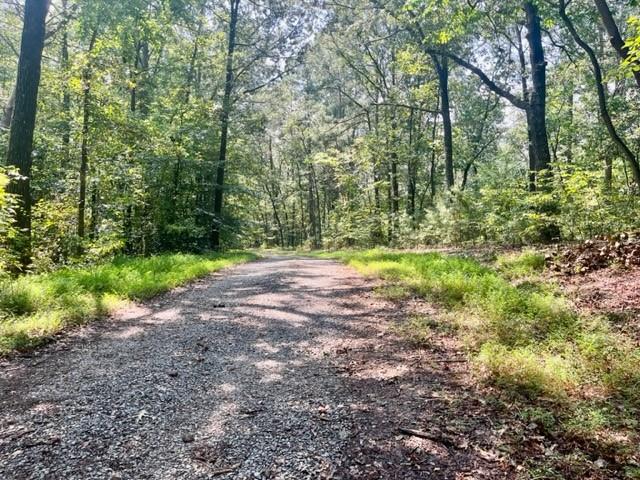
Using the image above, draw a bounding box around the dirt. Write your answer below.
[556,265,640,343]
[0,255,523,479]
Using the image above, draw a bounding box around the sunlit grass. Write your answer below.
[319,248,640,456]
[496,249,546,279]
[0,252,257,354]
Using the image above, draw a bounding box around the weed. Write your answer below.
[0,252,257,354]
[497,250,546,279]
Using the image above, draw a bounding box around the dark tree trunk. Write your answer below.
[89,182,99,239]
[422,2,551,190]
[407,108,417,223]
[461,162,473,190]
[390,157,399,215]
[5,0,50,271]
[138,41,150,115]
[524,1,551,179]
[61,0,71,165]
[593,0,640,88]
[307,169,319,248]
[432,55,454,189]
[130,40,150,114]
[78,68,91,239]
[77,32,98,239]
[211,0,240,250]
[559,1,640,186]
[516,26,536,192]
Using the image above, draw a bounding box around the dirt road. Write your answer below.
[0,256,511,479]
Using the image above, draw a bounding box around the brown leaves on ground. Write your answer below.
[547,232,640,275]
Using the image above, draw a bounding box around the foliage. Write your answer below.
[624,16,640,71]
[0,170,16,275]
[0,251,256,354]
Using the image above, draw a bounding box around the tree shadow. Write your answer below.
[0,255,516,479]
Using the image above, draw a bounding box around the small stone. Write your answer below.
[181,433,195,443]
[168,371,178,378]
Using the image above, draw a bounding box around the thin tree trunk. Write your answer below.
[211,0,240,250]
[432,55,454,189]
[60,0,71,165]
[77,70,90,239]
[89,182,99,239]
[78,31,98,239]
[407,108,417,223]
[559,1,640,185]
[516,25,536,192]
[5,0,50,271]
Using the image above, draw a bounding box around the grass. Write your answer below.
[318,249,640,471]
[0,252,257,354]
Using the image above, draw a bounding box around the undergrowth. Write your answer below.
[319,249,640,472]
[0,252,257,354]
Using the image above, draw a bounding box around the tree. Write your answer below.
[5,0,50,270]
[593,0,640,87]
[211,0,240,250]
[557,0,640,186]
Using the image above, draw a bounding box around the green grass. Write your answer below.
[319,249,640,468]
[0,252,257,354]
[496,249,546,279]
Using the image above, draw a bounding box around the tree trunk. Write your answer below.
[407,108,417,223]
[78,68,91,239]
[524,1,551,179]
[593,0,640,88]
[211,0,240,250]
[89,181,99,239]
[423,3,551,190]
[559,1,640,186]
[307,168,318,248]
[432,55,454,190]
[78,31,98,239]
[516,25,537,192]
[61,0,71,165]
[5,0,50,271]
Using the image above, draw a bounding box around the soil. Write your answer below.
[556,266,640,344]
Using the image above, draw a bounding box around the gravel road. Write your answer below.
[0,256,512,480]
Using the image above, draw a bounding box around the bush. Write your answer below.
[0,170,16,275]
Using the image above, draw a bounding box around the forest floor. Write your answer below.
[0,255,519,479]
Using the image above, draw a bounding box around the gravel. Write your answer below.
[1,255,515,480]
[0,256,382,479]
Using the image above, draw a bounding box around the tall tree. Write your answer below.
[557,0,640,186]
[211,0,240,250]
[5,0,50,270]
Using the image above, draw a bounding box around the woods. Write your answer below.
[0,0,639,264]
[3,2,640,478]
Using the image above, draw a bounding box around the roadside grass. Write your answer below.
[318,249,640,467]
[0,252,257,354]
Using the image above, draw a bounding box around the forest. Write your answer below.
[2,0,640,479]
[1,0,639,269]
